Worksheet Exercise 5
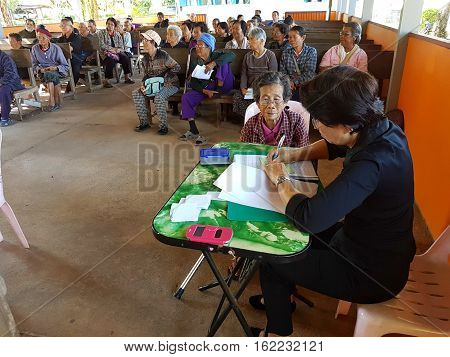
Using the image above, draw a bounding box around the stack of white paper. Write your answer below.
[191,65,213,80]
[170,192,223,222]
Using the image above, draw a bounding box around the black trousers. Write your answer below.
[71,59,82,85]
[103,52,132,79]
[260,223,410,336]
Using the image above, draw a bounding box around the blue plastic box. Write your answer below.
[200,148,230,165]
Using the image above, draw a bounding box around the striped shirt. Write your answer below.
[280,45,317,86]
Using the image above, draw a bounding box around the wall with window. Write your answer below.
[397,34,450,239]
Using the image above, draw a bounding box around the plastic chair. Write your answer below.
[0,129,30,249]
[351,226,449,336]
[244,100,311,132]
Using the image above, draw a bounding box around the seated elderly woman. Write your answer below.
[225,20,249,49]
[180,22,194,47]
[240,71,308,147]
[180,33,235,145]
[31,28,69,112]
[189,22,209,50]
[280,25,317,101]
[251,65,416,337]
[319,22,367,72]
[162,25,188,48]
[97,17,134,88]
[0,50,24,126]
[268,23,291,51]
[132,30,181,135]
[232,27,277,119]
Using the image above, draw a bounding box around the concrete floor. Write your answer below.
[0,83,433,337]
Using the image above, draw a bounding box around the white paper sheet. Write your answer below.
[185,194,211,209]
[191,65,213,80]
[170,204,201,222]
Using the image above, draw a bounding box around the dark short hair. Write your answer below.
[272,11,279,16]
[284,15,294,25]
[290,25,305,37]
[157,12,164,17]
[252,71,292,104]
[273,23,289,36]
[9,33,22,42]
[255,10,261,15]
[193,21,209,33]
[213,18,219,23]
[343,22,362,44]
[26,19,35,25]
[88,19,96,26]
[217,22,229,33]
[182,21,193,31]
[251,16,261,24]
[233,20,247,36]
[300,65,384,131]
[64,16,74,24]
[106,17,117,27]
[237,14,244,20]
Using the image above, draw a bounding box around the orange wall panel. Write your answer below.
[366,22,398,51]
[397,35,450,239]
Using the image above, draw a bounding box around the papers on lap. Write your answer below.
[191,65,213,80]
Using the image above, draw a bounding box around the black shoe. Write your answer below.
[124,78,135,84]
[135,124,150,132]
[249,295,296,312]
[158,127,168,135]
[250,327,268,337]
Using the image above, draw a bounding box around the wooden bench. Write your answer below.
[80,36,103,92]
[55,43,77,100]
[3,49,41,121]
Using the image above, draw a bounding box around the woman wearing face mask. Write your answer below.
[279,25,317,101]
[132,30,181,135]
[251,66,415,337]
[319,22,367,72]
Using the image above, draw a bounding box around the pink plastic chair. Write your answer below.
[345,226,449,336]
[0,129,29,249]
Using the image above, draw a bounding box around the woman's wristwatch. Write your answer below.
[276,175,291,188]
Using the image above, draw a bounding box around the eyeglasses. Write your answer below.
[259,97,284,106]
[195,44,207,48]
[339,31,352,37]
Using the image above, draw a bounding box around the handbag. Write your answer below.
[144,77,165,96]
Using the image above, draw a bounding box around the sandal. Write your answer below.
[249,294,296,312]
[194,135,208,146]
[179,131,198,141]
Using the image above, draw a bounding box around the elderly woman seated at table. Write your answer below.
[280,25,317,101]
[251,65,416,337]
[97,17,134,88]
[240,71,308,148]
[268,23,291,51]
[162,25,188,48]
[0,50,24,126]
[180,33,235,146]
[232,27,277,120]
[319,22,367,73]
[31,28,69,112]
[132,30,181,135]
[225,20,250,49]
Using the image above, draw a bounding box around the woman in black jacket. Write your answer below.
[253,65,416,337]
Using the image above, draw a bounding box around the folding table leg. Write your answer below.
[173,254,204,299]
[203,251,259,337]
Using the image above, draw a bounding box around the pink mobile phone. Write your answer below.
[186,225,233,245]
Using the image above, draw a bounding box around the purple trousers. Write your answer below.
[0,85,13,120]
[181,64,234,120]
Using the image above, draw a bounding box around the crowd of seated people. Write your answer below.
[1,11,370,145]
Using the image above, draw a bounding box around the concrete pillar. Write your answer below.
[386,0,424,111]
[348,0,357,17]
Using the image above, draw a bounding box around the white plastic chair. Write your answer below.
[0,129,29,248]
[349,226,450,336]
[244,100,311,133]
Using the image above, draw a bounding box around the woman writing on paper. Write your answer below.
[251,65,416,337]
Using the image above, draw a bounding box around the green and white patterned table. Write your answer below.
[152,142,310,263]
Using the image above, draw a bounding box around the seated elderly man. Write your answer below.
[18,19,36,39]
[154,12,169,28]
[319,22,367,72]
[31,28,69,112]
[0,50,24,126]
[268,23,291,51]
[232,27,277,120]
[180,33,235,145]
[162,25,188,48]
[58,17,83,92]
[240,71,308,148]
[7,33,29,80]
